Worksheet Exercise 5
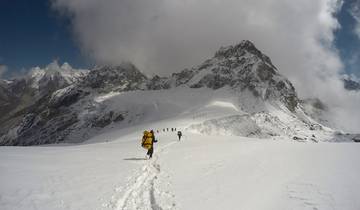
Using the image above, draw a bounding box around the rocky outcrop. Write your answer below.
[81,63,147,91]
[343,78,360,91]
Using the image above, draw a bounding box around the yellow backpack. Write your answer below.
[141,131,153,149]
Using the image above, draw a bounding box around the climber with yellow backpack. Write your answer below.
[141,130,157,159]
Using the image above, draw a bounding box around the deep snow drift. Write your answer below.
[1,120,360,210]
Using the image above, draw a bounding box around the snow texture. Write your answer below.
[1,125,360,210]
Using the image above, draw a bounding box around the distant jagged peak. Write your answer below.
[175,40,285,88]
[29,61,88,78]
[29,60,64,77]
[215,40,275,69]
[215,40,256,56]
[89,62,148,82]
[341,74,360,91]
[44,60,64,73]
[92,62,142,74]
[60,62,73,71]
[27,61,89,90]
[167,40,298,112]
[83,62,148,91]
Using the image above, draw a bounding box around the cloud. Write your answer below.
[51,0,341,78]
[52,0,360,133]
[349,0,360,39]
[0,65,8,79]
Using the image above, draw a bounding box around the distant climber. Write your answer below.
[141,130,157,159]
[177,131,182,141]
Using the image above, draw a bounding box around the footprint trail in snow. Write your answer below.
[110,142,177,210]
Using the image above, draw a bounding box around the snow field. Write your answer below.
[110,141,177,210]
[1,126,360,210]
[161,134,360,210]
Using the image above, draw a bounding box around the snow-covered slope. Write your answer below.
[1,121,360,210]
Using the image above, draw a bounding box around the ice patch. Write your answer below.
[95,92,122,103]
[206,101,239,112]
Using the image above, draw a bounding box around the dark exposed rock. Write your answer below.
[49,87,85,108]
[81,63,147,91]
[353,136,360,142]
[171,68,196,86]
[92,111,125,128]
[147,75,171,90]
[343,78,360,91]
[256,63,275,81]
[189,74,232,90]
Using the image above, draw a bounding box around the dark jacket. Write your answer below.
[150,131,157,147]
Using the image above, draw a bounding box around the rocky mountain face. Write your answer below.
[165,40,298,112]
[0,62,88,116]
[0,62,89,145]
[0,80,19,118]
[0,41,327,145]
[0,63,148,145]
[81,63,147,91]
[343,78,360,91]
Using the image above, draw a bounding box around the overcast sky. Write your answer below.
[51,0,342,79]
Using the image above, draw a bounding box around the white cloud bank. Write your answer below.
[52,0,360,133]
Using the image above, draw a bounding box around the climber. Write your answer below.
[177,131,182,141]
[141,130,157,159]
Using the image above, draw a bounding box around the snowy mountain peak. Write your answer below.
[169,40,298,112]
[28,61,89,90]
[214,40,275,68]
[215,40,256,57]
[60,62,73,71]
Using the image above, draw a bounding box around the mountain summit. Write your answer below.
[0,41,347,145]
[167,40,298,112]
